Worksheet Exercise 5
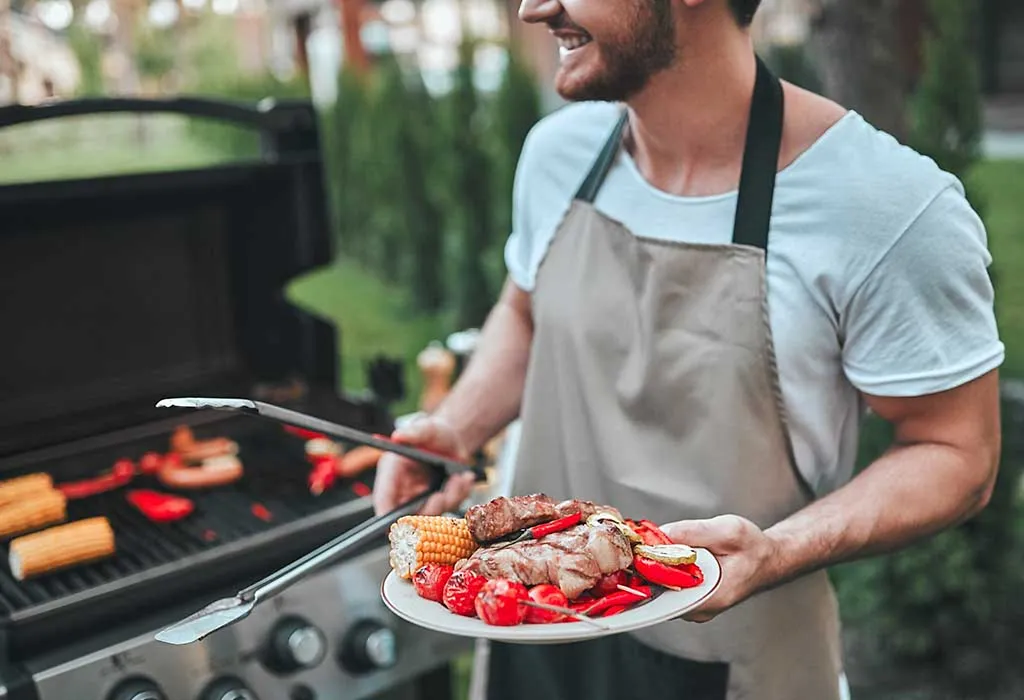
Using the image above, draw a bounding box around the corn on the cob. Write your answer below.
[0,489,66,538]
[0,473,54,506]
[388,515,478,579]
[9,517,116,581]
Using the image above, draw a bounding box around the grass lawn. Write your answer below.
[968,159,1024,377]
[285,258,453,417]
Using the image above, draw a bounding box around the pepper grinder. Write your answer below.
[416,342,456,414]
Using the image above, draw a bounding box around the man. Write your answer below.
[373,0,1004,697]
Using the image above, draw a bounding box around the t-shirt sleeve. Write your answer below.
[504,130,540,293]
[840,184,1005,397]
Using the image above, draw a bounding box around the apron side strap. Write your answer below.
[575,109,630,204]
[732,55,785,252]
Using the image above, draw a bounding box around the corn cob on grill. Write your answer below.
[388,515,478,579]
[0,473,54,506]
[0,488,67,538]
[9,516,116,581]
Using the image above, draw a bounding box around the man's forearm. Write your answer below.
[763,440,997,589]
[433,281,534,454]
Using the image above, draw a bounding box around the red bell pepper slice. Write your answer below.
[575,586,650,616]
[633,556,704,590]
[127,489,194,522]
[626,519,674,546]
[58,459,136,499]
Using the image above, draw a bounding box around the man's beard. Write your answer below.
[556,1,676,103]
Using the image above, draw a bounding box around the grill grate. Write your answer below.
[0,419,373,618]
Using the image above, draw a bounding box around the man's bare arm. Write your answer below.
[433,278,535,454]
[764,369,1002,585]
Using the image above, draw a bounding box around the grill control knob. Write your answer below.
[108,678,165,700]
[266,617,327,673]
[339,620,398,673]
[201,677,258,700]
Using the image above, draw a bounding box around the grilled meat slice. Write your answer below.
[555,499,623,521]
[465,494,560,543]
[455,523,633,599]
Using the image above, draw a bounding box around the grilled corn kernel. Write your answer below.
[0,489,66,538]
[9,517,116,581]
[0,473,54,506]
[388,515,478,579]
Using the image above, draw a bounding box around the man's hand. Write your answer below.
[372,416,477,516]
[661,516,780,623]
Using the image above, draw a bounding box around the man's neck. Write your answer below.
[624,30,760,198]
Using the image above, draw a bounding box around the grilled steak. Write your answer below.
[465,495,626,544]
[465,494,560,543]
[555,499,623,522]
[455,523,633,599]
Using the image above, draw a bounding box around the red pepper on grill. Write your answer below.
[126,490,195,523]
[633,556,704,590]
[350,482,371,498]
[491,511,583,549]
[308,457,338,495]
[58,459,136,499]
[138,452,165,475]
[284,426,327,441]
[251,503,273,522]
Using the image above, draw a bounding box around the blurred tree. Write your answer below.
[403,70,447,313]
[487,45,542,292]
[336,0,370,75]
[445,38,495,329]
[66,23,105,97]
[808,0,910,140]
[908,0,984,191]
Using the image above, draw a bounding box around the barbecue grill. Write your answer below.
[0,98,472,700]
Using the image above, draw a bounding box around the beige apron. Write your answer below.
[482,57,844,700]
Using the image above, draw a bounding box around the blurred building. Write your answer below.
[0,10,80,105]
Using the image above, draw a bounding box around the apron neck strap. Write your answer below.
[573,55,785,253]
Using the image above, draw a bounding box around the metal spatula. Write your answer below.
[153,397,483,645]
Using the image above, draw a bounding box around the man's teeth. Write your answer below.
[558,36,592,51]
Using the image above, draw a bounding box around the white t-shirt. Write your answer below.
[504,101,1005,496]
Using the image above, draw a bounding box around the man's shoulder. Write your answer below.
[786,110,966,234]
[517,101,624,187]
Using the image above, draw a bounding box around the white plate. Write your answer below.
[380,548,721,644]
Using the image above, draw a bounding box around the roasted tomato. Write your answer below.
[590,571,628,598]
[475,579,529,626]
[442,570,488,617]
[414,563,455,603]
[525,584,569,624]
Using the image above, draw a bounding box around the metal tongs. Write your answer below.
[151,397,484,646]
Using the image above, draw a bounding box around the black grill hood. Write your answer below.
[0,97,369,462]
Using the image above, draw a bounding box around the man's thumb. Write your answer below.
[660,516,739,550]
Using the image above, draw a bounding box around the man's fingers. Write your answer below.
[661,515,749,552]
[391,418,435,445]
